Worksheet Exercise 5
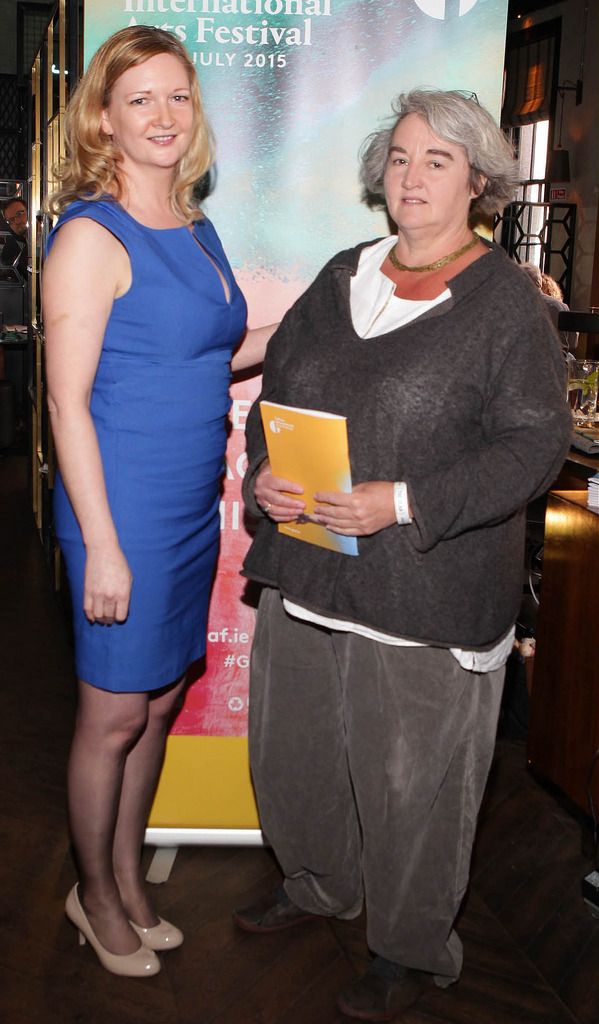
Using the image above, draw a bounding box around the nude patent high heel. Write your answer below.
[65,885,161,977]
[130,917,183,951]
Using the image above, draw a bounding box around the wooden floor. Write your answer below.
[2,452,599,1024]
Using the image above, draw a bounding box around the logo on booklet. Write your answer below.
[269,417,294,434]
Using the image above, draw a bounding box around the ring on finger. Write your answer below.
[262,501,272,513]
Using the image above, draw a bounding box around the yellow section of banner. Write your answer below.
[148,736,260,829]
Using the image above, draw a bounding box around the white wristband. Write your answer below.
[393,481,412,525]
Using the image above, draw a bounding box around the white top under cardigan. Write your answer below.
[283,236,515,673]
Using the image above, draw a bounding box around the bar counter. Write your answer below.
[528,477,599,815]
[555,445,599,489]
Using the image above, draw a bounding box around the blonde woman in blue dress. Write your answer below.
[43,26,275,977]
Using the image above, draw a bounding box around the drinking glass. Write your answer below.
[568,359,599,427]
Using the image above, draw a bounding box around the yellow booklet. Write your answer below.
[259,401,358,555]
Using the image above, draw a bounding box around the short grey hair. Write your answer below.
[359,89,519,220]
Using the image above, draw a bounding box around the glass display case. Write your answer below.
[29,0,81,585]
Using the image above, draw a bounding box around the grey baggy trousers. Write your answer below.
[248,588,505,983]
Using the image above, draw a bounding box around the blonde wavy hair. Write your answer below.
[46,26,213,222]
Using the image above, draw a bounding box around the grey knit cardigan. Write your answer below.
[242,240,572,650]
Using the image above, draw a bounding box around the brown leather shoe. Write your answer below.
[336,956,426,1021]
[233,885,322,933]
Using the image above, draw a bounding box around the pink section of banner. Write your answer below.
[172,273,307,737]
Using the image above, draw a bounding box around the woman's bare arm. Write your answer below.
[43,217,132,624]
[231,322,279,373]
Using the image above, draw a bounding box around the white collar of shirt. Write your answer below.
[350,236,451,339]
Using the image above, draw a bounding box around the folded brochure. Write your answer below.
[259,400,358,555]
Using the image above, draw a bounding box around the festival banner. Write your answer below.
[83,0,510,841]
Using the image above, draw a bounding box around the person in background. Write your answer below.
[1,197,29,384]
[234,90,571,1022]
[520,262,576,354]
[43,25,274,979]
[541,270,564,300]
[1,197,29,280]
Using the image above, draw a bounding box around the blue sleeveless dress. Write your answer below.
[48,199,247,692]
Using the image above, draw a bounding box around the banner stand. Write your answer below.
[145,845,179,884]
[145,830,264,883]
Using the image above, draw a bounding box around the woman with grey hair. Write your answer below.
[360,89,517,219]
[234,90,570,1020]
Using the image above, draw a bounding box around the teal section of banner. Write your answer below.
[83,0,509,283]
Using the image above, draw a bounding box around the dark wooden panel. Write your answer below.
[528,492,599,813]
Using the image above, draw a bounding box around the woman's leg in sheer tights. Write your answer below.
[67,680,150,954]
[112,677,187,927]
